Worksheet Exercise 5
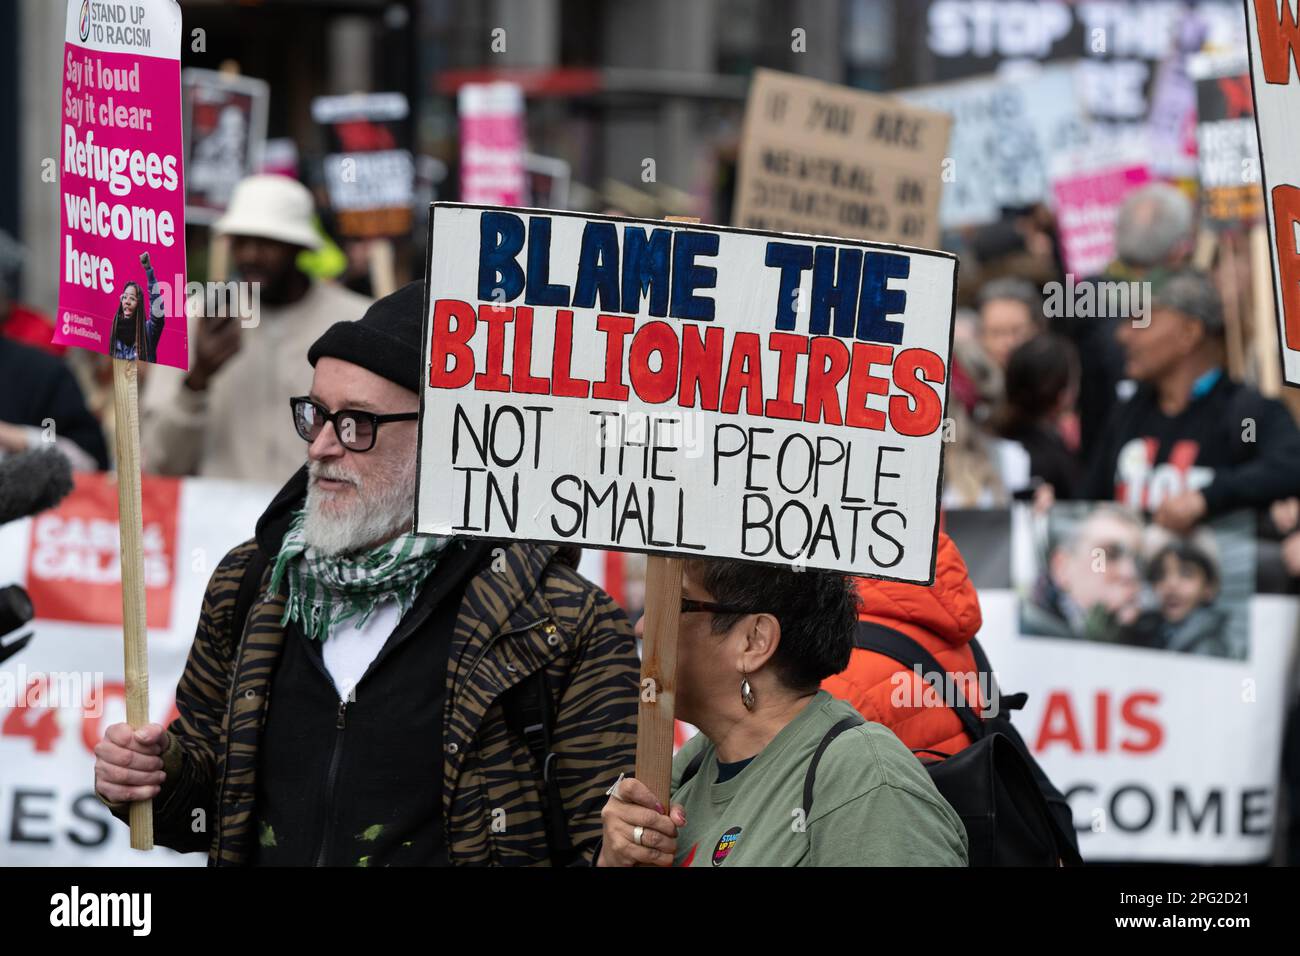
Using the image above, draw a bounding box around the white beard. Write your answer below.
[302,453,417,556]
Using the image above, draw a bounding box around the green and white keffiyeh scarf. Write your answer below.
[267,509,453,642]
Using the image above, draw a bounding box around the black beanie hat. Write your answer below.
[307,280,425,393]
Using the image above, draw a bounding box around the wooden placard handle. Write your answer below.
[633,214,699,807]
[369,239,398,298]
[113,358,153,850]
[635,555,683,806]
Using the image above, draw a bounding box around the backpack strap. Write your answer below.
[679,747,709,789]
[852,621,987,742]
[502,668,576,866]
[802,715,865,818]
[967,637,1028,713]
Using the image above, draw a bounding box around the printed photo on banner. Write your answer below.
[416,204,958,584]
[1016,501,1253,661]
[947,507,1297,863]
[54,0,187,369]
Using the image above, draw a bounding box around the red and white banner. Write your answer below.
[0,473,275,866]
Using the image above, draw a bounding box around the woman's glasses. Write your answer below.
[289,396,418,453]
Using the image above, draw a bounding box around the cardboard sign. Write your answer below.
[312,92,414,239]
[733,69,951,248]
[900,64,1089,228]
[181,68,269,224]
[1244,0,1300,387]
[416,205,957,584]
[458,82,527,206]
[54,0,187,370]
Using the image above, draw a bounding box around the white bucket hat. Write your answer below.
[213,174,323,250]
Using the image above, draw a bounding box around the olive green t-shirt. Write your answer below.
[669,691,969,867]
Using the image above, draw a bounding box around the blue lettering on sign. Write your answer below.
[620,226,672,317]
[670,231,719,321]
[572,221,621,312]
[857,252,909,345]
[765,242,813,332]
[477,211,525,302]
[810,245,863,338]
[525,216,569,306]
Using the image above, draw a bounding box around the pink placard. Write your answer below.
[458,82,526,206]
[54,0,187,370]
[1053,164,1152,278]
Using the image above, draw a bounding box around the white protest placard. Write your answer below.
[1244,0,1300,387]
[900,64,1089,229]
[416,205,957,585]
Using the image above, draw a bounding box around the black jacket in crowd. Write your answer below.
[1078,373,1300,515]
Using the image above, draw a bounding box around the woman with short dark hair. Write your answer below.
[596,560,969,867]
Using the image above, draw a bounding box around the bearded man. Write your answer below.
[93,282,639,866]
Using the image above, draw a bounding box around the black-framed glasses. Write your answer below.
[681,598,765,616]
[289,396,418,453]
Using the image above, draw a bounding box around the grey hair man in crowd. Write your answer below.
[1065,183,1196,462]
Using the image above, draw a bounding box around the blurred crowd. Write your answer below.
[6,171,1300,565]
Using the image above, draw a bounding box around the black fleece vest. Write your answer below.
[250,542,485,867]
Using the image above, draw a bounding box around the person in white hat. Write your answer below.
[141,175,373,483]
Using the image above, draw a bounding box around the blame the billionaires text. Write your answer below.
[420,209,953,580]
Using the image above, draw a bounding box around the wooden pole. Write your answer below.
[112,358,152,850]
[368,239,398,298]
[633,214,698,806]
[207,61,241,286]
[1250,222,1282,397]
[1220,232,1246,382]
[636,555,683,806]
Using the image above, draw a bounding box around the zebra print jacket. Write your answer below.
[108,474,639,865]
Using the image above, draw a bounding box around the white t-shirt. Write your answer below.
[321,597,402,702]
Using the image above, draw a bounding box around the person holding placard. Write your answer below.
[95,283,639,865]
[595,558,969,867]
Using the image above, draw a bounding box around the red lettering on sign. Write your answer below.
[1274,184,1300,351]
[429,299,476,389]
[1253,0,1300,85]
[889,348,945,437]
[1035,690,1165,753]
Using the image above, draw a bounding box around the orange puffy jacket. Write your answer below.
[823,532,984,755]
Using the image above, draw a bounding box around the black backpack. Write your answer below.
[853,621,1082,866]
